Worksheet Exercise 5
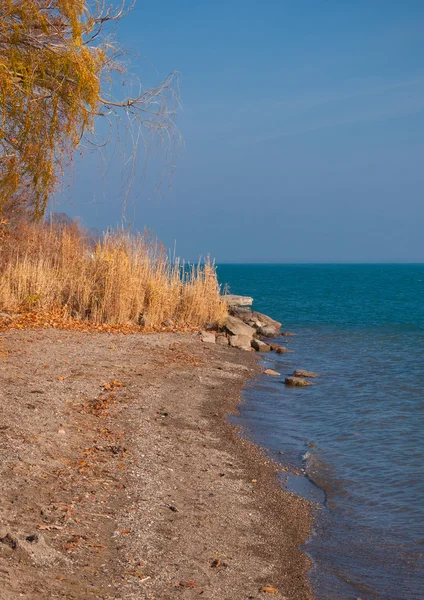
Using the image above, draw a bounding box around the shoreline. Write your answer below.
[0,329,313,599]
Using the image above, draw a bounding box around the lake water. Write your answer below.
[217,264,424,600]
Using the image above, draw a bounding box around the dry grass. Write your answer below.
[0,220,228,330]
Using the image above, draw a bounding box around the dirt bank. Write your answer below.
[0,330,313,599]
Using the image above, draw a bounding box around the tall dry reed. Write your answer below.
[0,220,228,328]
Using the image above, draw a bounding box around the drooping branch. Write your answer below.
[0,0,180,220]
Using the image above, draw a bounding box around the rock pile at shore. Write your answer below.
[202,294,320,387]
[201,295,286,352]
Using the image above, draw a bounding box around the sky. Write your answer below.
[54,0,424,262]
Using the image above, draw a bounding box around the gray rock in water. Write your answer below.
[251,339,271,352]
[275,346,291,354]
[225,315,256,338]
[229,335,253,351]
[230,307,280,334]
[257,324,280,338]
[264,368,281,376]
[222,294,253,307]
[252,311,282,330]
[284,377,312,387]
[201,331,216,344]
[293,369,319,378]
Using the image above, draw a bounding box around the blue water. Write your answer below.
[217,264,424,600]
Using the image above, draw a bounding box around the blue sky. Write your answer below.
[55,0,424,262]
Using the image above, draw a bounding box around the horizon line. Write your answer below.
[214,261,424,265]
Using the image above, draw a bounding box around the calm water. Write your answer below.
[217,264,424,600]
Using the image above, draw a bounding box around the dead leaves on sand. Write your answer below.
[176,580,198,588]
[260,585,278,594]
[38,524,64,531]
[101,380,122,391]
[0,308,199,334]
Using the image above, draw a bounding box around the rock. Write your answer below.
[282,332,296,337]
[229,335,253,351]
[201,331,216,344]
[222,294,253,307]
[284,377,312,387]
[229,307,281,336]
[215,334,229,346]
[275,346,291,354]
[293,369,319,378]
[251,339,271,352]
[20,534,70,567]
[229,306,254,322]
[25,535,38,543]
[269,344,279,351]
[252,311,282,330]
[250,320,263,328]
[0,533,17,549]
[257,324,280,338]
[244,317,264,329]
[264,369,281,376]
[224,315,256,338]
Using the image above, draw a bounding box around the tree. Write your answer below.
[0,0,179,219]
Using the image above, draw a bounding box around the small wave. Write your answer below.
[302,449,351,507]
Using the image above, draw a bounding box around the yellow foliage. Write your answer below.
[0,0,105,217]
[0,1,178,220]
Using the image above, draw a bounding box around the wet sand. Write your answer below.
[0,329,313,599]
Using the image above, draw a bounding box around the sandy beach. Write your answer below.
[0,329,313,599]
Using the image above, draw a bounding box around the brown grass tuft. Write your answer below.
[0,220,227,330]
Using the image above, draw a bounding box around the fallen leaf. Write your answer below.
[260,586,278,594]
[38,524,64,531]
[177,581,198,588]
[101,380,122,391]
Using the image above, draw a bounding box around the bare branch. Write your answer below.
[0,1,181,219]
